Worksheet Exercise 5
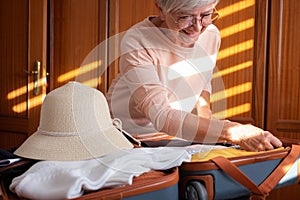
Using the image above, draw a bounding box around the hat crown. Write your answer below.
[39,82,111,135]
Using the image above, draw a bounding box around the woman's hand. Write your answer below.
[225,122,282,152]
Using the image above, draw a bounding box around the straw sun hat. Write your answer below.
[14,82,133,161]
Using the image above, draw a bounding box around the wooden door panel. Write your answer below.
[0,0,47,149]
[211,0,266,127]
[0,0,28,119]
[267,0,300,138]
[49,0,108,93]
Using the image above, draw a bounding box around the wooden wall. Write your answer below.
[0,0,299,199]
[1,0,299,149]
[1,0,299,151]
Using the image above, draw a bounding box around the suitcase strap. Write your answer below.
[211,144,300,199]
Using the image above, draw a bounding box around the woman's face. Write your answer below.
[161,3,216,47]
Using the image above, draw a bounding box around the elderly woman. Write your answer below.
[106,0,282,151]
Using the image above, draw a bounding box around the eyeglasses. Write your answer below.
[174,8,220,29]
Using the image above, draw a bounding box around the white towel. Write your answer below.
[10,147,191,200]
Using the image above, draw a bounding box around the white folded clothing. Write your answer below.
[10,147,191,200]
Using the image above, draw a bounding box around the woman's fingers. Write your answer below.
[229,125,283,151]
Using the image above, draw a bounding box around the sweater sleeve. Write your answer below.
[119,50,221,142]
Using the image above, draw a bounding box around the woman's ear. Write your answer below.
[155,2,166,20]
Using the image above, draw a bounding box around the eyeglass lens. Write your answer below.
[176,10,219,28]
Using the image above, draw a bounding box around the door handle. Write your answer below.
[25,60,41,95]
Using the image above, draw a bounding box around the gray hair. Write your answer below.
[155,0,220,14]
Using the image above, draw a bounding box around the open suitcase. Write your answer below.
[133,133,300,200]
[1,134,299,200]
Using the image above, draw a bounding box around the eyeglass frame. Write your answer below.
[172,8,220,29]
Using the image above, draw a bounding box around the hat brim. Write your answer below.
[14,126,133,161]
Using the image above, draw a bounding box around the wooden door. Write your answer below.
[267,0,300,139]
[0,0,47,149]
[49,0,108,94]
